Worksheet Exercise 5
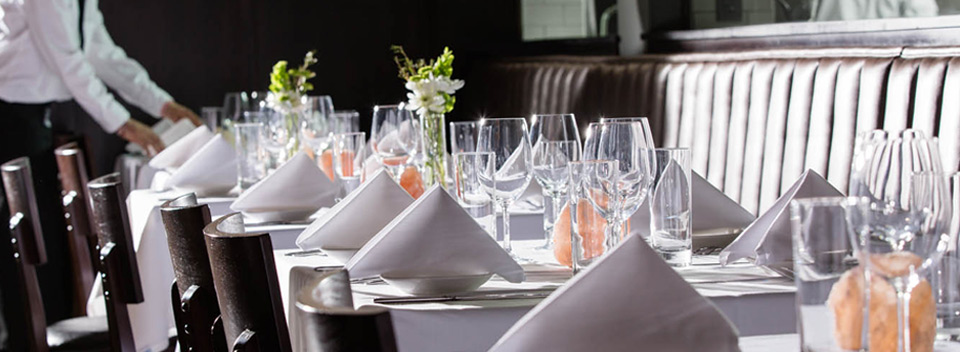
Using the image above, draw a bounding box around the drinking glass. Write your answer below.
[330,110,360,135]
[450,121,479,154]
[847,129,952,351]
[248,110,292,171]
[247,91,269,112]
[568,160,619,273]
[790,197,864,352]
[530,114,582,251]
[234,122,264,190]
[477,118,533,256]
[201,107,223,132]
[454,152,497,239]
[300,96,335,167]
[370,105,418,182]
[649,148,692,267]
[582,122,601,160]
[333,132,366,202]
[592,121,654,245]
[936,173,960,338]
[222,92,249,138]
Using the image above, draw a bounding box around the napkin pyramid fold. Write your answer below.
[346,185,524,283]
[719,169,842,266]
[148,125,214,169]
[630,171,756,238]
[164,134,237,195]
[230,152,337,216]
[489,234,739,352]
[295,170,414,250]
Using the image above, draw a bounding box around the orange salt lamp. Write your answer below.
[399,166,424,199]
[553,200,608,267]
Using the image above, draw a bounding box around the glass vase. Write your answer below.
[419,111,447,187]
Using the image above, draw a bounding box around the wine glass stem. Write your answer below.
[502,199,513,254]
[546,190,564,246]
[896,284,913,352]
[389,165,404,183]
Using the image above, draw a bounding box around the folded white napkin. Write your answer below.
[630,171,756,238]
[295,170,414,251]
[164,134,237,196]
[125,118,197,154]
[148,125,214,170]
[490,234,739,352]
[230,152,337,222]
[345,185,524,283]
[719,169,842,266]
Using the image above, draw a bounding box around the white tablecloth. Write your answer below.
[277,243,797,352]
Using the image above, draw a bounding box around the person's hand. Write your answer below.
[160,101,202,126]
[117,119,165,155]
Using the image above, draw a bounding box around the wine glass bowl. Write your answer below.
[478,117,533,256]
[371,104,417,181]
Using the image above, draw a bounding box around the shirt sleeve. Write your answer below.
[23,0,130,133]
[82,0,172,120]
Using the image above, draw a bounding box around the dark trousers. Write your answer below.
[0,100,73,351]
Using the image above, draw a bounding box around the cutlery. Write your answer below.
[373,289,555,304]
[283,249,326,257]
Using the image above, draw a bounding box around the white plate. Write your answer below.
[320,247,360,264]
[380,271,493,296]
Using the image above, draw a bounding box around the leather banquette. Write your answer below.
[461,47,960,214]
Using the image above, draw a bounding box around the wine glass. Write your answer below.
[334,132,366,201]
[450,121,479,154]
[477,118,533,257]
[568,159,620,273]
[300,96,335,159]
[330,110,360,135]
[592,121,654,245]
[370,104,417,182]
[529,114,581,250]
[846,129,952,351]
[600,117,657,189]
[247,91,269,112]
[248,110,291,171]
[582,122,601,160]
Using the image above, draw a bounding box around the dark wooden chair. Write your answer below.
[203,212,291,352]
[53,142,98,316]
[295,269,396,352]
[159,193,226,352]
[1,157,110,351]
[86,173,143,352]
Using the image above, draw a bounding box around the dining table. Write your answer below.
[86,177,805,352]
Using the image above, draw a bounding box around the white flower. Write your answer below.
[406,90,445,116]
[435,76,464,94]
[404,73,463,115]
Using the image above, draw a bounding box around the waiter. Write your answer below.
[0,0,199,348]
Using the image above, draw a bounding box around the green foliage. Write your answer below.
[269,50,318,105]
[391,46,456,82]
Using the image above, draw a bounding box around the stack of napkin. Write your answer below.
[147,125,214,170]
[295,170,414,262]
[126,118,198,154]
[230,152,337,222]
[164,134,237,196]
[720,169,842,266]
[346,185,524,283]
[630,171,755,238]
[490,234,739,351]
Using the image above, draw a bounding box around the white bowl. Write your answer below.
[380,270,493,296]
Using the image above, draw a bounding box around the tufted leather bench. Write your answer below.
[462,47,960,214]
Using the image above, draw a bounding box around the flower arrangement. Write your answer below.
[392,46,465,187]
[267,50,318,113]
[263,50,317,161]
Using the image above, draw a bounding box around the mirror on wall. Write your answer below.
[692,0,958,29]
[521,0,618,41]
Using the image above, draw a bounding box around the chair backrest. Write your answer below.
[159,193,226,352]
[1,157,49,352]
[87,173,142,352]
[296,269,397,352]
[53,142,97,316]
[203,212,291,352]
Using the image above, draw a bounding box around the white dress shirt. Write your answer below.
[0,0,172,132]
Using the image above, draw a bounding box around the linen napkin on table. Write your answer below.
[630,171,756,238]
[719,169,842,266]
[164,134,237,196]
[345,185,525,283]
[147,125,214,170]
[295,170,414,250]
[489,234,739,352]
[230,152,337,222]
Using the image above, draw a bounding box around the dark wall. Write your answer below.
[98,0,521,125]
[61,0,519,175]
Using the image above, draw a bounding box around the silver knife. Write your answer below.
[374,289,555,304]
